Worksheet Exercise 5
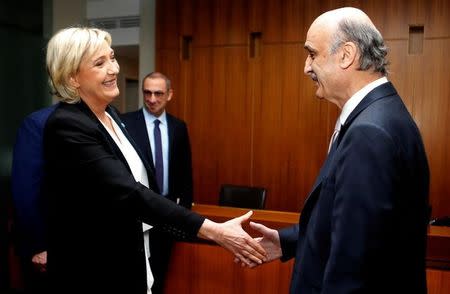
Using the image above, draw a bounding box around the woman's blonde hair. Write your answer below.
[46,27,112,103]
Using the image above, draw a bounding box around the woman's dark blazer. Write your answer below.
[42,101,204,294]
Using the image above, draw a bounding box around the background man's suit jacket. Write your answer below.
[121,109,193,208]
[279,82,430,294]
[121,109,193,294]
[43,101,202,294]
[11,104,56,259]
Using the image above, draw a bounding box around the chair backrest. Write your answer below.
[218,184,266,209]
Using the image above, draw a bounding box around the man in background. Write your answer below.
[11,104,57,294]
[121,72,193,294]
[248,7,430,293]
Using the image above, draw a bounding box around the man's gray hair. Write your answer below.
[330,19,389,75]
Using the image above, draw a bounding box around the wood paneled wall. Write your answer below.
[155,0,450,217]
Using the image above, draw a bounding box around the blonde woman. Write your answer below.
[43,27,265,293]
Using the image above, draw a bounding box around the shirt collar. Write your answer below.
[142,108,167,126]
[338,77,388,125]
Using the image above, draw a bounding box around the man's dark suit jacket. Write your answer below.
[279,82,430,294]
[11,105,56,260]
[120,109,193,208]
[11,105,56,293]
[43,101,203,294]
[121,109,193,293]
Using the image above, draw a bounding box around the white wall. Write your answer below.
[138,0,155,106]
[109,28,140,46]
[53,0,86,31]
[87,0,141,47]
[87,0,139,18]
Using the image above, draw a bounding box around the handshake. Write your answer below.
[198,211,282,268]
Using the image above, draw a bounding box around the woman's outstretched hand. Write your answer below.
[197,211,267,266]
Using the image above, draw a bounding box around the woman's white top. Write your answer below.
[101,112,154,294]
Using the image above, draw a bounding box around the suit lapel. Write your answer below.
[344,82,397,132]
[76,101,132,172]
[108,107,155,175]
[131,110,154,169]
[166,114,175,163]
[299,144,338,226]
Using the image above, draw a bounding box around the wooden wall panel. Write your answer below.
[219,47,253,184]
[155,49,183,118]
[251,44,335,211]
[259,0,283,43]
[257,0,336,43]
[211,0,230,46]
[252,45,289,209]
[248,41,262,187]
[178,0,193,36]
[299,0,347,40]
[182,46,253,204]
[415,39,450,218]
[184,47,215,204]
[360,0,449,39]
[248,0,263,33]
[361,0,449,39]
[155,0,179,49]
[424,0,450,38]
[192,0,213,47]
[361,0,414,39]
[179,56,193,134]
[211,0,249,45]
[277,44,306,209]
[282,0,302,42]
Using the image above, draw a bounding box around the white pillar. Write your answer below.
[138,0,156,107]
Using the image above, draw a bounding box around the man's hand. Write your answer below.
[250,222,282,261]
[31,251,47,273]
[235,222,283,268]
[198,211,267,266]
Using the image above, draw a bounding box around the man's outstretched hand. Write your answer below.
[198,211,267,266]
[235,221,282,268]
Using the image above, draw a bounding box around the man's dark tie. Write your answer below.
[154,119,164,193]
